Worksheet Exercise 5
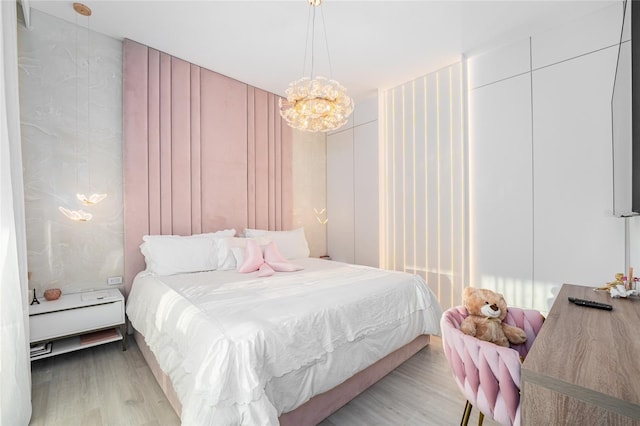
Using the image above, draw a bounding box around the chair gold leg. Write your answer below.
[478,411,484,426]
[460,400,472,426]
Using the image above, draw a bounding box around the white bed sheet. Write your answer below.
[126,258,442,425]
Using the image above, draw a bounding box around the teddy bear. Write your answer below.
[459,287,527,347]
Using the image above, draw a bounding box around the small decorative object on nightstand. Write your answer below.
[30,288,39,305]
[44,288,62,301]
[29,288,126,360]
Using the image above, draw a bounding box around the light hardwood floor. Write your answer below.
[30,336,498,426]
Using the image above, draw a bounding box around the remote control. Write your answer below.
[568,297,613,311]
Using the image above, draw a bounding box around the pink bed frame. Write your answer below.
[122,37,432,424]
[134,330,430,425]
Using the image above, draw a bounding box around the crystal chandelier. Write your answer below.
[279,0,353,133]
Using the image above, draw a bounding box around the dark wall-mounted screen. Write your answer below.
[632,1,640,213]
[611,0,636,216]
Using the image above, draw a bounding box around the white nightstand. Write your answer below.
[29,288,126,360]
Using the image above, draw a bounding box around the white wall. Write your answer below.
[468,2,629,312]
[469,71,533,309]
[18,10,123,296]
[292,130,327,258]
[326,96,379,267]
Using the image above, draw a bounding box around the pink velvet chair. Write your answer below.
[440,305,545,426]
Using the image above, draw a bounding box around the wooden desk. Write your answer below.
[522,284,640,425]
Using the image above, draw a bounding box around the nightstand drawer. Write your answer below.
[30,300,124,343]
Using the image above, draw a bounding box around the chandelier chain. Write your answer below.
[319,6,333,79]
[75,8,79,190]
[310,5,316,79]
[87,10,91,191]
[302,5,312,77]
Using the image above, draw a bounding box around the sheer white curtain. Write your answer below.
[1,0,32,424]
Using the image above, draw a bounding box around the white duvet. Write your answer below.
[126,258,442,425]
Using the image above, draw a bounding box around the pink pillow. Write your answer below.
[238,239,264,273]
[238,240,303,275]
[264,242,304,272]
[257,263,275,277]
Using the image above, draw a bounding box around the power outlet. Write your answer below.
[107,276,123,286]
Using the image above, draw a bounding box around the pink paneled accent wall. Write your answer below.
[123,39,293,293]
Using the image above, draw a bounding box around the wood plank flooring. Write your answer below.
[30,336,498,425]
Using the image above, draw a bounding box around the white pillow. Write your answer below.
[142,229,236,243]
[140,229,236,275]
[243,227,310,260]
[216,237,245,270]
[191,229,236,238]
[140,237,217,276]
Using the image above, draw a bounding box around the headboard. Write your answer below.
[122,39,293,294]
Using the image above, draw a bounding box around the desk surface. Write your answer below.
[522,283,640,423]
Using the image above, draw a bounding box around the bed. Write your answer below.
[122,41,442,425]
[125,232,442,425]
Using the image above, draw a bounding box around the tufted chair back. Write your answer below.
[440,305,544,426]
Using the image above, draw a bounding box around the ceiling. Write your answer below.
[28,0,616,102]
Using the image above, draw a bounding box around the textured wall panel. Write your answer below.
[159,52,173,235]
[280,122,294,231]
[170,57,192,237]
[148,49,161,236]
[122,37,148,293]
[190,64,202,235]
[19,10,124,295]
[247,87,257,229]
[253,88,270,230]
[200,67,248,232]
[123,39,293,293]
